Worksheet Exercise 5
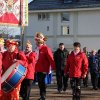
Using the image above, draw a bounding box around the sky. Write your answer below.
[29,0,33,3]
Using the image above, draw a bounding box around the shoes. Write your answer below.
[84,84,88,87]
[58,90,62,93]
[38,97,45,100]
[94,87,98,90]
[63,87,67,92]
[58,88,62,93]
[92,87,98,90]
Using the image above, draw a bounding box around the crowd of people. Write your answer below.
[0,32,100,100]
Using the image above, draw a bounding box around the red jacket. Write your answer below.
[64,51,88,78]
[2,49,27,73]
[25,51,36,79]
[0,53,2,91]
[35,45,55,73]
[0,53,2,71]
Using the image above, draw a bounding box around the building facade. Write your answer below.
[24,0,100,51]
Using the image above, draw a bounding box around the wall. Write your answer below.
[24,9,100,51]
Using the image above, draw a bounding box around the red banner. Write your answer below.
[0,0,28,26]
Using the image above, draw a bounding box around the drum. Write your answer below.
[1,62,27,93]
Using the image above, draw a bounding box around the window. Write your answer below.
[61,26,69,35]
[38,13,50,21]
[61,13,70,21]
[47,26,49,31]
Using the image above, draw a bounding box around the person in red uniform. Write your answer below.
[2,39,27,100]
[64,42,88,100]
[35,32,55,100]
[0,38,4,99]
[20,40,36,100]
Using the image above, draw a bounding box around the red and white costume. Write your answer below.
[20,40,36,100]
[2,39,27,100]
[34,32,55,99]
[25,51,36,80]
[35,44,55,73]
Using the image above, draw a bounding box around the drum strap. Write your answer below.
[16,53,20,60]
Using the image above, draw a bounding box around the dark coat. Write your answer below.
[97,55,100,71]
[54,48,69,70]
[89,55,98,73]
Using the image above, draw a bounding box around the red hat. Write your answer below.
[6,39,18,47]
[34,32,47,42]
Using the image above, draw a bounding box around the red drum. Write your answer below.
[1,62,27,93]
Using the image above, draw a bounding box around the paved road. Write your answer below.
[20,73,100,100]
[20,84,100,100]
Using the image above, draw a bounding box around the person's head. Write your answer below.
[25,40,32,53]
[73,42,81,53]
[6,39,18,52]
[0,38,4,52]
[91,49,96,56]
[98,49,100,55]
[83,47,87,53]
[34,32,47,46]
[59,43,65,51]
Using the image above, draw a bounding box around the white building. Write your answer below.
[24,0,100,51]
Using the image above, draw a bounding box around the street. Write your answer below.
[20,84,100,100]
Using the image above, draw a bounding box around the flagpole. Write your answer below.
[21,26,24,50]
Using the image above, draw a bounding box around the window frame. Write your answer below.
[61,25,70,35]
[38,13,50,21]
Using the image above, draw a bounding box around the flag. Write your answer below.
[21,0,28,26]
[0,0,28,26]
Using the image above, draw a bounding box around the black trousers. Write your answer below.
[90,72,98,89]
[37,72,47,98]
[20,79,33,100]
[56,70,69,91]
[70,78,81,100]
[98,77,100,88]
[83,72,88,87]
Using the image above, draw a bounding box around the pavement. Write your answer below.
[19,73,100,100]
[19,84,100,100]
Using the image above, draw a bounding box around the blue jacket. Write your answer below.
[89,55,98,73]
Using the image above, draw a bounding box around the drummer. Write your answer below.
[20,40,36,100]
[2,39,27,100]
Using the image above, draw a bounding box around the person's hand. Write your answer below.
[64,73,66,76]
[13,59,17,63]
[82,74,86,78]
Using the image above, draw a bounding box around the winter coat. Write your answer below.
[25,51,36,79]
[35,45,55,73]
[2,49,27,73]
[54,48,69,70]
[89,54,98,73]
[64,51,88,78]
